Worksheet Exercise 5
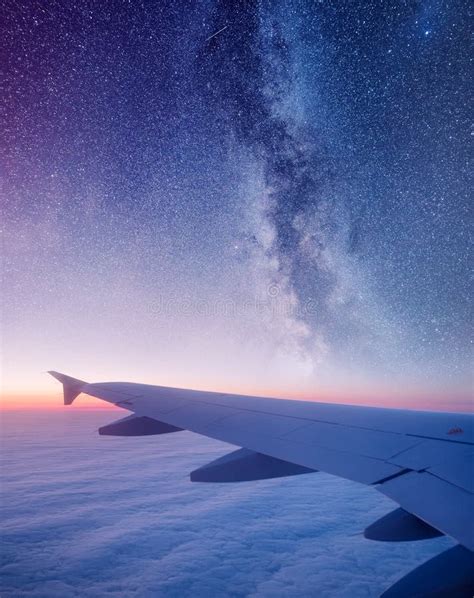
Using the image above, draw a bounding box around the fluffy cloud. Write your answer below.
[1,411,452,597]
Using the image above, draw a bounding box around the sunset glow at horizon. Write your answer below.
[2,384,472,414]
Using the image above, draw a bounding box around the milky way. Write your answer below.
[2,1,472,405]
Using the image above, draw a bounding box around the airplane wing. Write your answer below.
[49,371,474,596]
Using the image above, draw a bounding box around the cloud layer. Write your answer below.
[0,410,452,597]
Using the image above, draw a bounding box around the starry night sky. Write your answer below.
[2,1,472,407]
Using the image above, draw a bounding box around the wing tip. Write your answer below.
[48,371,87,405]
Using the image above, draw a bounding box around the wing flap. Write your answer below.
[428,453,474,494]
[388,441,474,493]
[281,420,421,460]
[379,470,474,550]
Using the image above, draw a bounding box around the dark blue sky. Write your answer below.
[3,0,472,405]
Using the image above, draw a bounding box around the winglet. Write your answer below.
[48,371,87,405]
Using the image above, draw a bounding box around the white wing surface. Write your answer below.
[49,372,474,596]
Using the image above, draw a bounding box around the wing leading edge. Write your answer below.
[49,371,474,596]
